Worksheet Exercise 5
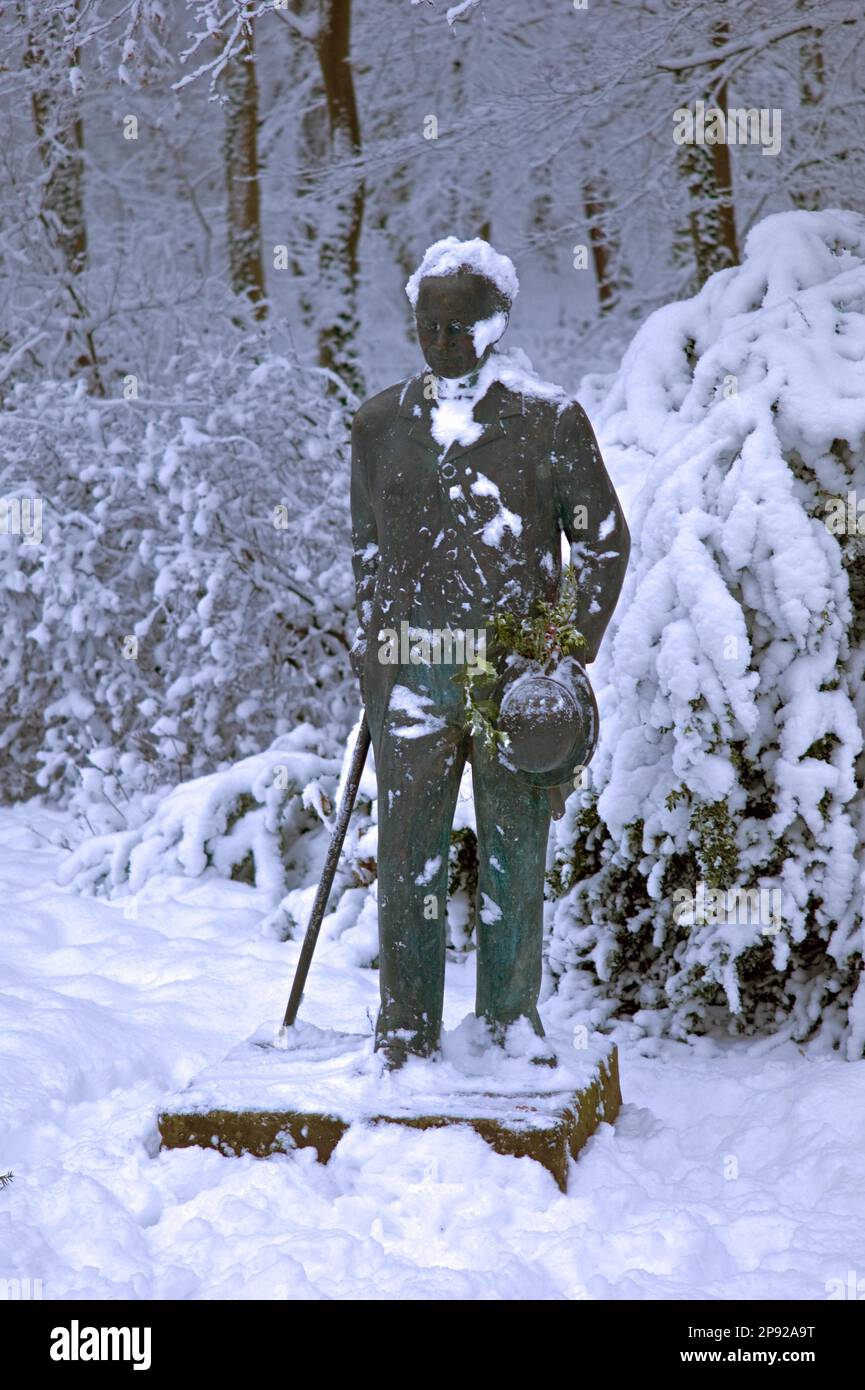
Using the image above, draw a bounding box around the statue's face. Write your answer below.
[415,271,503,379]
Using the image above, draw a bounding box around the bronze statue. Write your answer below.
[350,237,630,1069]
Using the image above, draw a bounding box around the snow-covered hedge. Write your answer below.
[548,209,865,1058]
[0,348,355,809]
[59,725,341,902]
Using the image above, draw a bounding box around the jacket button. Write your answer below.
[440,462,457,480]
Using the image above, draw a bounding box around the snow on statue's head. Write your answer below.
[406,236,519,380]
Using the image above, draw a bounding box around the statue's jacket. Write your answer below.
[350,369,631,754]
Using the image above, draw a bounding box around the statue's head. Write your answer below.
[405,237,518,380]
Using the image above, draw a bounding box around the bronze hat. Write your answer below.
[494,655,599,789]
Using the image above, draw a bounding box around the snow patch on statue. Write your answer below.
[428,345,568,459]
[479,893,503,925]
[472,310,508,357]
[471,473,523,546]
[405,235,520,310]
[388,685,447,740]
[430,386,484,452]
[415,855,442,887]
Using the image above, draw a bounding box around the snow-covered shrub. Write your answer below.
[61,710,481,979]
[258,717,379,955]
[0,344,354,807]
[59,726,340,901]
[548,209,865,1057]
[448,826,479,953]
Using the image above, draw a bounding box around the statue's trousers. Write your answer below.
[374,656,552,1056]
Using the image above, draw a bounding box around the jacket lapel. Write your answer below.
[398,372,524,462]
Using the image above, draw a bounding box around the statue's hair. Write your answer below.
[448,266,511,316]
[405,236,519,313]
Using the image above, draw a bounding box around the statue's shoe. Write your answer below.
[487,1017,558,1068]
[375,1035,442,1072]
[528,1043,558,1068]
[377,1039,409,1072]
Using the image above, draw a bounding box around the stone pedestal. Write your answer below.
[158,1023,621,1191]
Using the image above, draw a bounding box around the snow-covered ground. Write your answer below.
[3,805,864,1301]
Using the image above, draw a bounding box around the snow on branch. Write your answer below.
[175,0,270,94]
[657,13,859,72]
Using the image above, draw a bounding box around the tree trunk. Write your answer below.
[23,0,101,391]
[316,0,364,398]
[583,175,621,312]
[790,7,825,212]
[676,19,739,286]
[24,6,86,278]
[223,21,267,320]
[288,1,328,332]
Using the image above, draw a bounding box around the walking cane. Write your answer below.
[281,714,371,1029]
